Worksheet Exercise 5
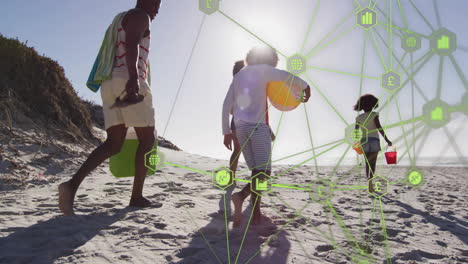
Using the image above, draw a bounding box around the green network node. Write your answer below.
[144,149,165,172]
[309,178,334,204]
[287,54,307,76]
[405,168,425,188]
[250,172,273,196]
[430,28,457,56]
[381,71,401,91]
[199,0,219,15]
[368,175,389,198]
[422,99,451,128]
[401,34,421,53]
[357,8,377,30]
[345,123,368,145]
[212,167,234,190]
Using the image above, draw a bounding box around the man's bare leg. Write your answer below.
[59,125,128,216]
[129,126,155,207]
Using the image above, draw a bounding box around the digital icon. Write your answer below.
[431,106,444,121]
[402,34,421,52]
[199,0,219,15]
[357,8,377,29]
[409,171,422,185]
[345,124,368,146]
[251,172,272,196]
[406,36,417,47]
[290,59,303,71]
[361,11,373,25]
[406,169,424,187]
[381,71,401,91]
[212,167,234,190]
[423,100,450,128]
[430,28,456,55]
[144,149,165,172]
[368,175,388,198]
[255,178,268,191]
[287,54,307,76]
[215,170,231,186]
[388,76,395,87]
[374,181,382,192]
[351,129,363,141]
[437,35,450,49]
[149,153,160,167]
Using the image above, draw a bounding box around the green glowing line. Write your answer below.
[396,51,407,72]
[233,178,251,183]
[373,29,431,102]
[389,0,393,70]
[155,169,222,262]
[300,0,321,53]
[376,22,403,38]
[223,193,231,264]
[308,25,358,58]
[237,139,344,175]
[414,129,431,165]
[305,8,357,58]
[244,196,313,263]
[328,144,352,184]
[270,194,356,259]
[274,141,345,179]
[408,0,435,31]
[307,65,380,80]
[433,0,442,28]
[443,127,468,166]
[436,56,444,99]
[363,198,378,248]
[368,116,424,133]
[327,200,363,255]
[218,10,286,58]
[411,54,416,159]
[303,104,319,174]
[368,30,388,71]
[332,184,367,188]
[164,162,211,175]
[271,184,311,191]
[394,96,414,164]
[305,74,349,126]
[389,179,406,185]
[448,55,468,91]
[334,187,368,191]
[379,199,392,264]
[234,195,259,264]
[397,0,408,29]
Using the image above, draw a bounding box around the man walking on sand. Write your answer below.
[59,0,161,216]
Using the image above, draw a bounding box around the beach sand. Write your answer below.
[1,136,467,264]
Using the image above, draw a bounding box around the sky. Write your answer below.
[1,0,467,166]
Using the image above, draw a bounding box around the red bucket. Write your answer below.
[384,148,397,164]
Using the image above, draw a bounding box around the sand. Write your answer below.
[1,137,467,264]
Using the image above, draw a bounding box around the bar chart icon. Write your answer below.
[437,35,450,49]
[357,8,377,29]
[361,12,373,25]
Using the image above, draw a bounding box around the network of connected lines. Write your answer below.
[142,1,467,263]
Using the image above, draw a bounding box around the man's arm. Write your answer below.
[124,10,150,94]
[222,82,235,150]
[375,115,392,146]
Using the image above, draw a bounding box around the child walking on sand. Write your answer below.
[354,94,392,193]
[222,47,310,227]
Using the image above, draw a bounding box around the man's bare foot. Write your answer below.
[232,192,243,228]
[129,196,152,207]
[58,182,76,216]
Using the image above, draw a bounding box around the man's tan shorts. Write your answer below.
[101,78,155,130]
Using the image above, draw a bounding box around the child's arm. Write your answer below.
[374,115,392,146]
